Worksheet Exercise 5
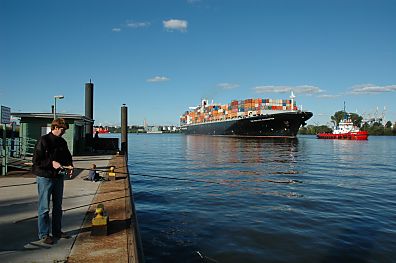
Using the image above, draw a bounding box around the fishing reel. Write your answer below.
[57,165,73,177]
[58,167,68,177]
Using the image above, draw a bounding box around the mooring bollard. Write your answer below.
[91,204,109,236]
[108,166,116,181]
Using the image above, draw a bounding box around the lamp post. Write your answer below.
[54,95,64,119]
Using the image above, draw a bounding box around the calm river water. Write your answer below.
[127,134,396,263]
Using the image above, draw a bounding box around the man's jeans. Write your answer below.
[37,176,64,239]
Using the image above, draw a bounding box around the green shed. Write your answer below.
[11,113,93,155]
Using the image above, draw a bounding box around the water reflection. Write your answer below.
[185,135,300,175]
[183,135,305,200]
[185,135,298,163]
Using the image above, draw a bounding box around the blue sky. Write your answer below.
[1,0,395,126]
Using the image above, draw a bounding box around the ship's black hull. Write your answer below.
[180,111,313,138]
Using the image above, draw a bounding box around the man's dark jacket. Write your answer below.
[32,132,73,178]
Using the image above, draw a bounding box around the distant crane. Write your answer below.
[362,106,387,125]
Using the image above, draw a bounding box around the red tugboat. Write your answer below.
[94,126,110,134]
[317,113,368,140]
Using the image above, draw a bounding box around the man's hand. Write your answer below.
[68,167,74,178]
[52,161,62,169]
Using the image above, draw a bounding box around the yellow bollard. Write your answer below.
[108,166,116,181]
[91,204,109,236]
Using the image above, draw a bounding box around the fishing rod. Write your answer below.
[1,168,302,189]
[37,161,304,183]
[79,162,303,185]
[20,164,303,185]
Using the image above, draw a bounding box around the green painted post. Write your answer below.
[121,104,128,156]
[2,124,7,175]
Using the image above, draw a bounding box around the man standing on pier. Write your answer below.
[32,118,73,245]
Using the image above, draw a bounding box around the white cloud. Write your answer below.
[126,21,151,28]
[315,113,332,116]
[349,84,396,95]
[163,19,188,32]
[147,76,170,83]
[254,85,323,95]
[217,83,239,90]
[112,20,150,32]
[317,94,340,98]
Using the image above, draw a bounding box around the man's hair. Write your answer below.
[51,118,69,130]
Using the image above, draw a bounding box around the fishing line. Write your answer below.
[1,166,301,189]
[0,182,37,188]
[130,172,225,185]
[2,165,301,190]
[13,195,130,224]
[195,251,219,263]
[130,172,302,185]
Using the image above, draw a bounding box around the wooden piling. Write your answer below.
[121,104,128,155]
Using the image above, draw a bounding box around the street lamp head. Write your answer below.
[53,95,64,119]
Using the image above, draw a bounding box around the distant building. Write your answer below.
[146,126,162,134]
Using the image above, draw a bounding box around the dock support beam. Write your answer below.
[121,104,128,156]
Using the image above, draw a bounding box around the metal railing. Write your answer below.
[1,137,37,175]
[0,137,37,157]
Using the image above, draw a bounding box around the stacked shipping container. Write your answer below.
[180,98,298,125]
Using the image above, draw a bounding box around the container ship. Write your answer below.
[180,93,313,138]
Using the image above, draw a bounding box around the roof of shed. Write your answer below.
[11,113,94,123]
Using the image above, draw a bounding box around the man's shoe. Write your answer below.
[53,232,70,239]
[41,235,54,245]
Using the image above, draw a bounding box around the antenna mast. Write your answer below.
[290,91,295,111]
